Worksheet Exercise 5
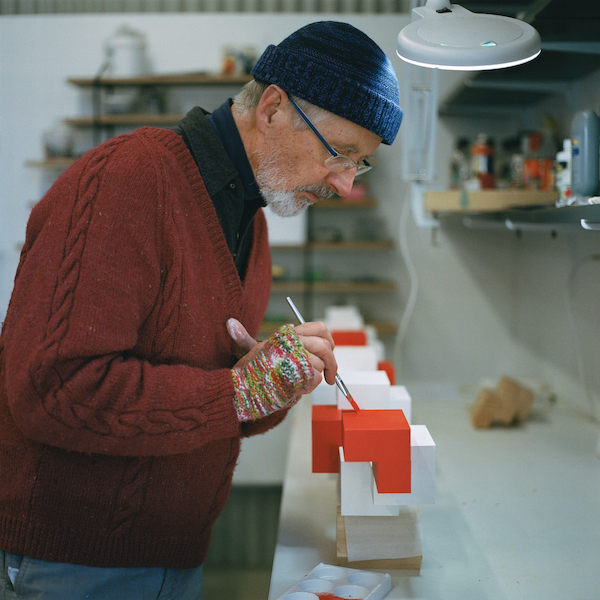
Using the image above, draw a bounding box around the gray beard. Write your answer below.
[255,146,334,217]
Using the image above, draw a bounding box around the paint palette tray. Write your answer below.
[274,563,392,600]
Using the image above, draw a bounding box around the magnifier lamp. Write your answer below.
[397,0,541,71]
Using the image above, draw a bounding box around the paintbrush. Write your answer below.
[286,296,360,412]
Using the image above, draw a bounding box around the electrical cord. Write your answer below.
[564,252,600,423]
[393,190,420,377]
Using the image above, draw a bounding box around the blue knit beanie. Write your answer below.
[251,21,403,145]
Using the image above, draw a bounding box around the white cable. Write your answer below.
[564,252,600,423]
[394,191,420,376]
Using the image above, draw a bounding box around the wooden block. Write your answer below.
[336,507,422,571]
[472,378,535,428]
[497,377,535,423]
[343,409,411,493]
[472,387,513,428]
[312,405,343,473]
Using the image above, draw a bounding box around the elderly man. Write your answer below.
[0,20,402,600]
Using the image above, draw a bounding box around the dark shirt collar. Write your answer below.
[207,100,263,205]
[173,101,265,278]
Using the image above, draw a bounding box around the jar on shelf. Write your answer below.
[470,133,495,189]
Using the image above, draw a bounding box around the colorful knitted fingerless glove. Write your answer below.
[232,324,314,422]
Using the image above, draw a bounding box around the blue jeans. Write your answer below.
[1,551,202,600]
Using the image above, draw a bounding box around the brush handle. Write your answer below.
[285,297,360,412]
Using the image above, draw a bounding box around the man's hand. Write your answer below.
[227,318,337,394]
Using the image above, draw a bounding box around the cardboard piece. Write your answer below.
[342,409,411,494]
[336,507,422,571]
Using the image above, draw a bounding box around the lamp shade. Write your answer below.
[397,1,541,71]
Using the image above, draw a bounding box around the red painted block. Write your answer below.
[331,330,368,346]
[342,410,411,494]
[378,360,396,385]
[312,405,343,473]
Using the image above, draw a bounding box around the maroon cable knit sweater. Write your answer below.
[0,126,284,569]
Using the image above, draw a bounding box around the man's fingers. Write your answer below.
[294,322,338,386]
[227,318,257,355]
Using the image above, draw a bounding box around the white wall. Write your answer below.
[2,13,600,436]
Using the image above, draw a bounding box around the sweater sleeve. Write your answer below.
[3,133,243,458]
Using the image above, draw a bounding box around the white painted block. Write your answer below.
[324,305,364,330]
[364,326,386,361]
[390,385,412,424]
[264,204,307,246]
[337,370,390,410]
[339,447,400,517]
[373,424,435,506]
[334,345,379,372]
[311,379,337,405]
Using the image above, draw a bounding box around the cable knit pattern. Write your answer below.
[232,324,314,421]
[32,145,114,422]
[0,125,279,569]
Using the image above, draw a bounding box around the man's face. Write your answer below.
[256,108,382,218]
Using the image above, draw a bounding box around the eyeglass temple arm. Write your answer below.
[287,96,339,158]
[287,95,371,168]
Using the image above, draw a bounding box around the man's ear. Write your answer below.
[255,85,288,133]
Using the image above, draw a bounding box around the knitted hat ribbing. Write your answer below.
[251,21,403,145]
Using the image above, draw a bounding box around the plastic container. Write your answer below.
[274,563,392,600]
[571,109,599,197]
[555,139,573,206]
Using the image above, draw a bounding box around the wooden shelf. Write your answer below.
[26,158,77,170]
[424,189,558,213]
[270,280,395,293]
[68,73,253,87]
[271,240,394,251]
[65,114,185,127]
[311,198,377,210]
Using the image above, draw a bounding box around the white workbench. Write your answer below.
[268,389,600,600]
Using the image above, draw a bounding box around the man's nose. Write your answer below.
[325,168,357,198]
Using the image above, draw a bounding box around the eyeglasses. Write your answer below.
[288,96,372,176]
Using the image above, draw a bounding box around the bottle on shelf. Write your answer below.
[450,137,470,190]
[555,139,573,207]
[470,133,495,190]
